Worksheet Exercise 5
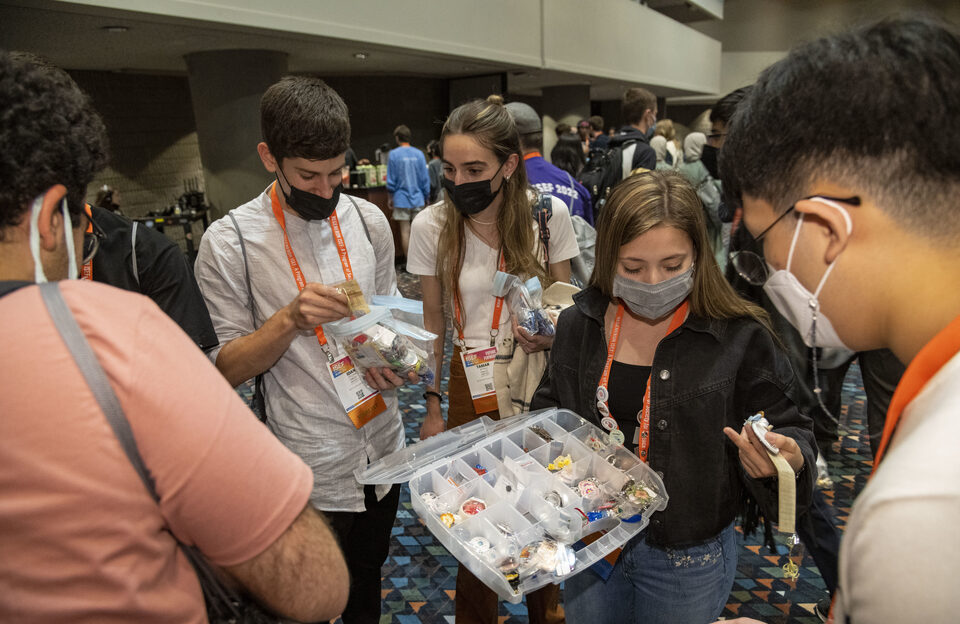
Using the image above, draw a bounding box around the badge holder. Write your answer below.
[329,354,387,428]
[460,328,500,415]
[746,412,804,583]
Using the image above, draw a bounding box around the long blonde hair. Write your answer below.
[437,95,549,331]
[591,171,771,329]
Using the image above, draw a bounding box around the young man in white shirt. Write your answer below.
[195,76,412,624]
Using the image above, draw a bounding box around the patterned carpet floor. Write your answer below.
[270,269,873,624]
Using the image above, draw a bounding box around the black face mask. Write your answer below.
[441,162,506,216]
[701,144,720,179]
[277,168,341,221]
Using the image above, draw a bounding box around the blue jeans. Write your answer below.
[564,523,738,624]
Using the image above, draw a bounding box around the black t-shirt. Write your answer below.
[88,206,218,351]
[607,361,651,453]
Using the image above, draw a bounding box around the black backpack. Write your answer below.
[578,140,636,221]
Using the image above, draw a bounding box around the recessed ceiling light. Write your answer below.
[353,52,369,60]
[101,25,129,33]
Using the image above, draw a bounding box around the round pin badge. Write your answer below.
[608,429,626,446]
[597,402,610,416]
[596,386,609,402]
[543,490,563,508]
[578,478,601,498]
[600,415,617,431]
[468,536,492,553]
[460,497,487,516]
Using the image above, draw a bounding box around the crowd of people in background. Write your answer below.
[2,13,959,624]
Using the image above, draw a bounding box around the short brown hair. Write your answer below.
[589,115,605,132]
[621,87,656,125]
[260,76,350,162]
[394,124,411,143]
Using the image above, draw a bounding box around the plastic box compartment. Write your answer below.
[357,408,669,602]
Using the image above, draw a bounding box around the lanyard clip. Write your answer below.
[489,327,499,348]
[321,344,334,364]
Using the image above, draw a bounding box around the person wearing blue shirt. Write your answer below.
[386,124,430,258]
[505,102,594,225]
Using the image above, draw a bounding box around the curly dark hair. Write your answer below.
[0,51,109,233]
[260,76,350,163]
[721,15,960,240]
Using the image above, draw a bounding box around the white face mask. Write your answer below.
[29,194,78,283]
[762,197,851,350]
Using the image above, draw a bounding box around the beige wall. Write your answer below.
[543,0,721,94]
[72,71,204,219]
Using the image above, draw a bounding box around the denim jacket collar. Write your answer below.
[573,285,724,342]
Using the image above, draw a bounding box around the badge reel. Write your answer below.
[745,411,802,581]
[596,387,625,446]
[746,413,779,454]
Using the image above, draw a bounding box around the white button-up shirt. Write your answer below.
[196,187,404,512]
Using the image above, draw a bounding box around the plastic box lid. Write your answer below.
[356,408,669,602]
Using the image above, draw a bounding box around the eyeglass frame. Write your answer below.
[728,194,861,286]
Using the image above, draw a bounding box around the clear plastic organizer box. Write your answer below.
[356,408,669,602]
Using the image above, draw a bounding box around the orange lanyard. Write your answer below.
[270,182,352,360]
[453,252,506,348]
[596,301,689,461]
[81,204,93,281]
[523,152,542,160]
[872,313,960,473]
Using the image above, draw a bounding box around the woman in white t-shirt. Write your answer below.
[407,94,578,624]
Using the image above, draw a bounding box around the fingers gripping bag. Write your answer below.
[491,272,555,337]
[326,301,438,386]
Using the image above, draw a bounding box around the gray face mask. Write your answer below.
[612,265,694,319]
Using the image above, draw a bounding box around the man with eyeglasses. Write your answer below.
[718,16,960,623]
[0,51,349,623]
[79,202,219,352]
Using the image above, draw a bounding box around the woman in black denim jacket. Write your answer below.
[532,171,816,624]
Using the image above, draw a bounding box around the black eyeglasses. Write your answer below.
[729,195,861,286]
[82,215,106,264]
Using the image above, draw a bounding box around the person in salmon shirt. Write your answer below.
[0,50,348,624]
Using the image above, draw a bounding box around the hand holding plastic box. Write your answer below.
[356,408,668,602]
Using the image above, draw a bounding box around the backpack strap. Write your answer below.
[37,281,244,619]
[621,141,638,180]
[345,194,372,244]
[533,193,552,267]
[130,221,140,288]
[227,212,267,422]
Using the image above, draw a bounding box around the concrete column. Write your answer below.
[541,85,590,163]
[448,73,507,111]
[184,50,288,218]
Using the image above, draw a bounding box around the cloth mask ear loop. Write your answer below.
[807,197,852,301]
[784,212,804,274]
[804,197,854,439]
[29,196,46,283]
